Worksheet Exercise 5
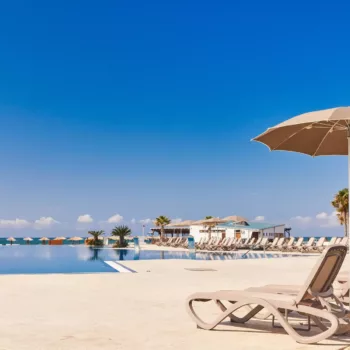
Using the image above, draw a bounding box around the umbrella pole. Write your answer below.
[348,133,350,253]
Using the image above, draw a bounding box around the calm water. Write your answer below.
[0,246,304,275]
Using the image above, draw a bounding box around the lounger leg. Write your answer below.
[186,296,339,344]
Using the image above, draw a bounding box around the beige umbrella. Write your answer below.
[107,236,119,240]
[69,237,83,241]
[222,215,248,223]
[23,237,33,244]
[7,237,16,245]
[39,237,50,245]
[253,106,350,244]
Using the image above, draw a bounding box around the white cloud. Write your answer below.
[140,218,152,225]
[253,216,265,222]
[77,214,93,223]
[290,216,312,223]
[0,218,31,229]
[107,214,123,224]
[34,216,60,229]
[130,218,136,224]
[316,212,328,220]
[316,211,339,227]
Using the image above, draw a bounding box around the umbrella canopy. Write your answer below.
[86,236,103,240]
[53,237,66,240]
[253,107,350,156]
[107,236,119,240]
[222,215,248,223]
[253,106,350,247]
[39,237,49,241]
[7,237,16,242]
[23,237,33,241]
[69,237,83,241]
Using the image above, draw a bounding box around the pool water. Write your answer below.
[0,246,303,275]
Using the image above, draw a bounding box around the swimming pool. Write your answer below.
[0,246,303,275]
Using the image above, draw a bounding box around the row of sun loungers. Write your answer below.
[186,244,350,344]
[156,236,348,253]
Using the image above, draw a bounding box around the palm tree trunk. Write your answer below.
[160,226,164,238]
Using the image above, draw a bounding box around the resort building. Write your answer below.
[190,222,286,242]
[151,221,286,242]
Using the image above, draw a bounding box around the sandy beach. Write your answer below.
[0,247,348,350]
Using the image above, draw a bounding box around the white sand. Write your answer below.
[0,246,348,349]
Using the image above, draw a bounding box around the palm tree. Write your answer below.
[111,225,132,248]
[87,230,104,246]
[154,216,171,238]
[204,216,214,238]
[331,188,349,236]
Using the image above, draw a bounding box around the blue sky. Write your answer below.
[0,0,349,237]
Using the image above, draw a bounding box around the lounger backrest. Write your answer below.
[305,237,315,247]
[287,237,295,246]
[294,237,303,247]
[276,237,284,246]
[270,237,278,246]
[296,245,347,302]
[328,237,337,245]
[339,237,348,245]
[260,237,268,245]
[254,237,262,245]
[316,237,326,247]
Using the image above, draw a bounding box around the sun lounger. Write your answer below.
[271,237,285,251]
[229,238,243,250]
[222,238,239,251]
[252,237,269,250]
[265,237,278,251]
[287,237,303,252]
[207,238,222,251]
[338,237,348,246]
[156,238,167,246]
[298,237,315,252]
[280,237,295,252]
[211,238,229,251]
[170,237,181,247]
[309,237,326,253]
[239,237,256,249]
[218,237,234,251]
[325,236,337,249]
[200,237,215,250]
[195,238,204,249]
[186,245,348,344]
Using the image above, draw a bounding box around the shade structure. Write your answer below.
[171,220,195,227]
[23,237,33,241]
[54,237,66,240]
[39,237,49,241]
[7,237,16,242]
[191,220,206,225]
[69,237,83,241]
[107,236,119,240]
[222,215,248,223]
[201,217,227,225]
[253,106,350,249]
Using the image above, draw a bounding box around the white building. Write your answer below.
[190,222,286,242]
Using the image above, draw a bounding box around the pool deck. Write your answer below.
[0,245,349,349]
